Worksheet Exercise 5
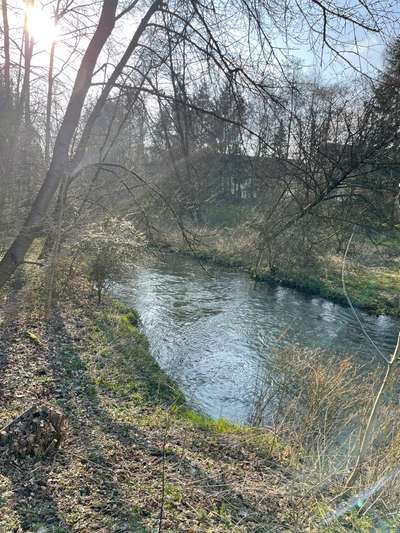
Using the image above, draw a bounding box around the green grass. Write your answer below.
[182,409,241,433]
[181,409,294,463]
[253,259,400,317]
[92,300,185,407]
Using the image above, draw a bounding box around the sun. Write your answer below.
[25,4,59,50]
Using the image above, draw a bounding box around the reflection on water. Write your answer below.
[114,254,400,423]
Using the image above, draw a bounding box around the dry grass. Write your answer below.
[0,274,302,532]
[251,344,400,530]
[1,258,400,531]
[156,225,258,268]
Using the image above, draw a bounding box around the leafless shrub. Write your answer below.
[75,217,146,303]
[251,346,374,465]
[251,344,400,513]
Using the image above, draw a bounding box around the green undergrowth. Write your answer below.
[157,229,400,317]
[89,299,186,407]
[183,409,240,432]
[252,260,400,317]
[92,298,293,464]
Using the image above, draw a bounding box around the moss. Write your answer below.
[121,308,139,327]
[182,409,241,433]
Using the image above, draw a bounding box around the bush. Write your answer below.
[76,218,145,303]
[251,345,374,451]
[252,344,400,520]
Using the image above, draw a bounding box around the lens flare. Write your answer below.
[25,3,59,50]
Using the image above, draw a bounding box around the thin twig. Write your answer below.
[341,228,388,365]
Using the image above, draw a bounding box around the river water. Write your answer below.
[115,254,400,424]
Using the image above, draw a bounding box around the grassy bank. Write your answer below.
[158,228,400,318]
[252,257,400,317]
[0,278,300,532]
[1,272,400,530]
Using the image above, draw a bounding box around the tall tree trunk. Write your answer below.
[0,0,119,288]
[0,0,11,226]
[45,0,61,165]
[1,0,11,106]
[45,39,56,166]
[70,0,162,170]
[21,0,35,126]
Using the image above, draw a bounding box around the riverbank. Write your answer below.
[157,229,400,318]
[1,271,399,530]
[252,256,400,317]
[0,277,300,532]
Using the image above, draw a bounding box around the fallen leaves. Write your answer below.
[0,288,299,532]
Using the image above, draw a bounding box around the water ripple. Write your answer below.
[114,255,400,423]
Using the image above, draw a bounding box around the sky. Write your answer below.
[2,0,400,111]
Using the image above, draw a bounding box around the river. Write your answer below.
[115,254,400,424]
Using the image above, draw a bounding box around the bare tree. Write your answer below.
[0,0,397,286]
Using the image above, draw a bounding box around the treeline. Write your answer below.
[0,1,399,285]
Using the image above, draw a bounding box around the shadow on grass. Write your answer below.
[0,454,71,532]
[0,308,148,532]
[41,304,285,530]
[0,300,73,531]
[0,285,23,405]
[42,308,151,531]
[0,291,288,530]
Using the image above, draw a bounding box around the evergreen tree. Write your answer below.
[368,39,400,224]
